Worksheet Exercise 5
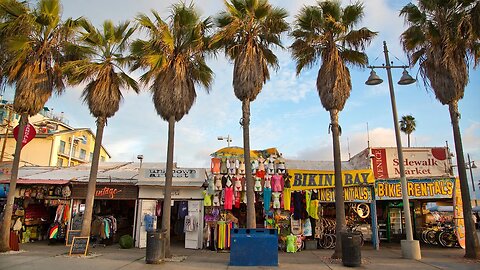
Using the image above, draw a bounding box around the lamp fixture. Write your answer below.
[398,69,416,85]
[365,69,383,85]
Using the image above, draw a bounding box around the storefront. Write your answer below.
[70,181,138,246]
[0,179,72,247]
[135,167,206,249]
[370,146,455,242]
[374,177,455,242]
[287,168,376,248]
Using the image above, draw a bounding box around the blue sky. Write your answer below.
[3,1,479,193]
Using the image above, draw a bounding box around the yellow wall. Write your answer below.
[0,131,110,167]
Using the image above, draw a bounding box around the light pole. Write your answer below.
[467,154,478,207]
[68,135,85,166]
[217,135,232,147]
[365,41,421,259]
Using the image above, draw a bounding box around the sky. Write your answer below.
[2,1,479,194]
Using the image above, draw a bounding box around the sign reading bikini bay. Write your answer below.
[375,177,455,200]
[288,169,375,191]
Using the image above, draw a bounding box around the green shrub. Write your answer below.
[119,234,133,249]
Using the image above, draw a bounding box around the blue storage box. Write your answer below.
[229,228,278,266]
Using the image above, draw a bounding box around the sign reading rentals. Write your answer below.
[375,177,454,200]
[371,147,451,179]
[319,186,372,203]
[288,169,374,191]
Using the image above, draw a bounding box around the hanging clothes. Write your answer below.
[283,188,291,211]
[292,191,308,220]
[178,201,188,219]
[224,186,234,210]
[263,187,272,211]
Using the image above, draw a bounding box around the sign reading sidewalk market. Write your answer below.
[288,169,374,191]
[370,147,451,179]
[375,177,454,200]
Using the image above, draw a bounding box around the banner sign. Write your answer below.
[318,186,373,202]
[371,147,451,179]
[143,168,201,179]
[453,178,466,249]
[375,177,454,200]
[288,169,374,191]
[13,123,36,148]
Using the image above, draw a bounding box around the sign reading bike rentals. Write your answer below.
[371,147,451,179]
[375,177,455,200]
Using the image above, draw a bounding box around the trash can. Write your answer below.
[145,230,165,264]
[341,232,362,267]
[230,228,278,266]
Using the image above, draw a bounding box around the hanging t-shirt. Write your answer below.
[292,191,307,220]
[303,218,312,237]
[178,201,188,219]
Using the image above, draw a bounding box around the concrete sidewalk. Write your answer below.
[0,241,479,270]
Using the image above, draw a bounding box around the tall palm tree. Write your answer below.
[400,114,416,147]
[63,20,139,239]
[290,0,376,258]
[400,0,480,259]
[131,3,213,257]
[0,0,81,252]
[211,0,288,228]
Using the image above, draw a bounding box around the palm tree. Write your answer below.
[290,0,376,258]
[399,114,416,147]
[211,0,288,228]
[131,3,213,257]
[0,0,81,252]
[400,0,480,259]
[63,20,139,239]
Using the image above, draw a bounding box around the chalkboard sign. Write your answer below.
[66,230,81,246]
[69,237,89,256]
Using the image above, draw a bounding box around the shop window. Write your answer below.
[80,149,86,160]
[57,158,64,167]
[89,152,93,162]
[59,140,66,154]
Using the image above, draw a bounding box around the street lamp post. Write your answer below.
[365,41,421,260]
[467,154,478,207]
[217,135,232,147]
[68,135,85,166]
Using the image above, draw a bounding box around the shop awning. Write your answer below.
[0,179,70,185]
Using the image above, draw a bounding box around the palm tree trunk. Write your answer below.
[0,114,27,252]
[330,109,346,259]
[80,117,106,243]
[407,134,411,147]
[242,99,255,228]
[448,101,480,259]
[161,115,175,258]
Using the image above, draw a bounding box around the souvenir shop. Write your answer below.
[207,148,289,251]
[135,167,206,249]
[69,181,137,245]
[0,179,72,249]
[374,177,455,242]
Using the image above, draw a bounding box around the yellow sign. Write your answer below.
[375,178,454,200]
[288,169,374,191]
[319,186,372,202]
[453,178,465,249]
